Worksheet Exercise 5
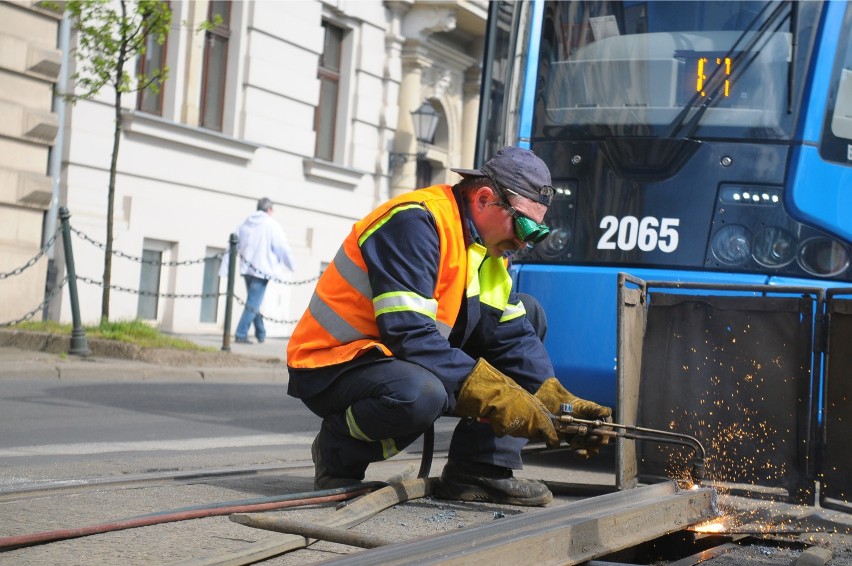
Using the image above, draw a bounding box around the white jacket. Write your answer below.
[220,211,295,279]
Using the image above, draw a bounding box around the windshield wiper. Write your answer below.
[787,1,798,114]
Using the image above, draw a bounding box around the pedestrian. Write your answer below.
[226,197,295,344]
[286,146,611,506]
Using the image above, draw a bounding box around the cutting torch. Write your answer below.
[552,403,707,484]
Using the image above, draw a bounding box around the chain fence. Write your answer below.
[0,231,58,280]
[236,253,320,287]
[0,276,68,328]
[1,209,322,351]
[71,226,226,266]
[0,229,62,327]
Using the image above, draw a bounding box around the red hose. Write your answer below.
[0,489,369,551]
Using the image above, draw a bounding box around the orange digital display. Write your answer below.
[696,56,732,97]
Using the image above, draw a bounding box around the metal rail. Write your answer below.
[319,482,718,565]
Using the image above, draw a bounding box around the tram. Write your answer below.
[477,1,852,409]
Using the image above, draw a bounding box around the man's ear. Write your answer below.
[472,186,494,211]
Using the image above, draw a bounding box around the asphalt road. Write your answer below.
[0,378,322,488]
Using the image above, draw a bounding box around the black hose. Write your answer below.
[418,423,435,478]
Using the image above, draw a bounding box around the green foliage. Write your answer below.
[196,12,223,33]
[64,0,172,100]
[15,319,210,351]
[16,320,69,334]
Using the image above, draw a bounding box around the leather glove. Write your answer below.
[535,377,613,458]
[455,359,560,448]
[535,378,612,419]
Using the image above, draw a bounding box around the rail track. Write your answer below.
[2,457,850,565]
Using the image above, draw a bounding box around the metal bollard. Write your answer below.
[59,207,90,356]
[221,233,238,352]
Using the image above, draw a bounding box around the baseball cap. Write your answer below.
[451,146,554,206]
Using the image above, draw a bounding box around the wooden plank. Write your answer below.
[172,477,434,566]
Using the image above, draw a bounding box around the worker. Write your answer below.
[287,146,612,506]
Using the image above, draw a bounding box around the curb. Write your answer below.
[0,330,288,382]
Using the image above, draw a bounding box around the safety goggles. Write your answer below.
[494,185,551,245]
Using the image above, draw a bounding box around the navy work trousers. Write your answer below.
[301,293,549,481]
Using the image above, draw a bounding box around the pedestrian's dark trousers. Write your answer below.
[301,293,549,480]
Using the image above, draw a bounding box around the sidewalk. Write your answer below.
[176,332,288,361]
[0,329,289,382]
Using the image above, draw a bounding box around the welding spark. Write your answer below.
[692,519,727,533]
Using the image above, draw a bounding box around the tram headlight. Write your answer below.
[711,224,752,265]
[752,227,796,268]
[536,227,571,260]
[797,237,850,277]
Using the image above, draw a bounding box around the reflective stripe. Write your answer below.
[500,300,527,323]
[436,320,452,338]
[358,203,426,247]
[479,256,513,312]
[346,406,373,442]
[345,409,401,459]
[333,247,371,299]
[309,294,367,344]
[374,291,438,319]
[466,243,487,297]
[380,438,399,459]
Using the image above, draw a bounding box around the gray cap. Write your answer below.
[451,146,554,206]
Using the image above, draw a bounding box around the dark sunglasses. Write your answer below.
[493,185,551,245]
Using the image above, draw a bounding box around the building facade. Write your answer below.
[0,0,487,337]
[0,1,61,326]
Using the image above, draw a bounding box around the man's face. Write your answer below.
[471,186,548,258]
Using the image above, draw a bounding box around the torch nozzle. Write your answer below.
[691,458,706,483]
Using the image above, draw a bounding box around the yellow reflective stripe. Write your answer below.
[373,291,438,319]
[358,203,426,247]
[466,243,487,298]
[380,438,399,460]
[345,407,399,458]
[345,406,373,442]
[479,256,513,311]
[500,300,527,323]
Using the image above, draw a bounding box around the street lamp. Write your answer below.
[389,101,440,170]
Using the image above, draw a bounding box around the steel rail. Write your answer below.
[0,454,432,503]
[324,482,719,566]
[0,462,315,503]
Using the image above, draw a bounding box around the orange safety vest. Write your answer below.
[287,184,518,369]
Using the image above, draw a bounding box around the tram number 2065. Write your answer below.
[597,215,680,253]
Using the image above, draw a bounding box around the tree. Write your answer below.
[63,0,171,323]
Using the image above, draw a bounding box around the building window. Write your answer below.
[200,248,223,323]
[136,10,168,115]
[416,160,433,189]
[199,0,231,131]
[137,248,163,320]
[315,21,343,161]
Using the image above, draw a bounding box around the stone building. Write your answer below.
[0,0,487,337]
[0,1,61,326]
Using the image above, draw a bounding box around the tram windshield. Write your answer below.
[537,1,818,140]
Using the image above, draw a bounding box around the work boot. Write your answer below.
[311,432,364,490]
[435,460,552,507]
